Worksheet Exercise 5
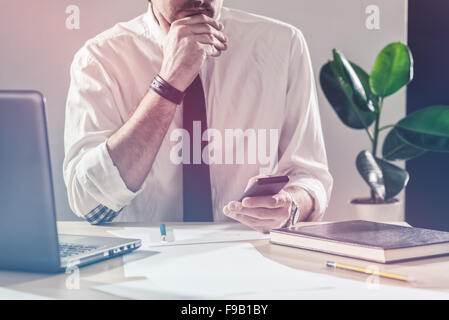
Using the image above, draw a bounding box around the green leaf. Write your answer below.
[370,42,414,98]
[350,62,379,112]
[395,105,449,152]
[382,128,426,161]
[320,61,376,129]
[356,150,409,200]
[376,157,410,200]
[333,49,375,112]
[356,150,385,199]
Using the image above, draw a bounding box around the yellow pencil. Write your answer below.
[326,261,409,282]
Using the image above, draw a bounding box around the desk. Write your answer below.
[1,222,449,299]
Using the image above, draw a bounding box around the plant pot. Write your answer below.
[348,198,403,222]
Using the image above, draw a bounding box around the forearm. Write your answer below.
[284,185,315,222]
[107,89,177,192]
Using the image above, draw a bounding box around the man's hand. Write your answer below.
[159,14,227,92]
[223,175,316,233]
[223,176,293,233]
[223,190,292,234]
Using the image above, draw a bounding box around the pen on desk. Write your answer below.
[160,224,167,242]
[326,261,409,282]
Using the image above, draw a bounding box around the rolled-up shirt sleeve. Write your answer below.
[277,29,333,221]
[63,47,138,219]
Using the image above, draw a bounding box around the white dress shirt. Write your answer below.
[63,5,333,223]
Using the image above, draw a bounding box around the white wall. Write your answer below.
[0,0,407,221]
[226,0,408,221]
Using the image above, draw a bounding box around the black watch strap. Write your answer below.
[150,75,185,105]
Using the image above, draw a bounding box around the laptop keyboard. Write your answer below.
[59,243,101,258]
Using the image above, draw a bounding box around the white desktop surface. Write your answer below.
[1,221,449,300]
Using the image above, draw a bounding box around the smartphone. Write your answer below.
[239,175,289,202]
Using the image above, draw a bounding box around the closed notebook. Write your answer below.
[270,220,449,263]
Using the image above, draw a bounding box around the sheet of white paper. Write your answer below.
[107,223,269,248]
[95,279,449,300]
[0,287,50,300]
[93,242,449,300]
[94,242,330,299]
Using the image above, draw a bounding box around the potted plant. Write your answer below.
[320,42,449,221]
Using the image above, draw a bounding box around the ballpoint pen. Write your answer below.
[160,223,167,242]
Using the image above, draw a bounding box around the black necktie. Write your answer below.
[182,76,214,222]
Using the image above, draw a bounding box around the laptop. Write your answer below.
[0,91,141,273]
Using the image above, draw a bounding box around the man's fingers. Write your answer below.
[223,201,286,221]
[242,193,291,209]
[246,208,277,220]
[189,23,227,43]
[195,34,227,58]
[196,35,227,51]
[237,207,286,221]
[229,212,260,225]
[170,14,227,59]
[172,14,223,31]
[198,43,220,58]
[223,201,243,215]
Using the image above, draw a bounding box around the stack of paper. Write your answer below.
[93,242,449,300]
[107,223,269,249]
[0,287,50,300]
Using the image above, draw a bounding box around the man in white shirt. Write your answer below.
[63,0,333,233]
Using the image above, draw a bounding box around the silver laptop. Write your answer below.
[0,91,141,273]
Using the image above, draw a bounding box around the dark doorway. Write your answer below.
[407,0,449,231]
